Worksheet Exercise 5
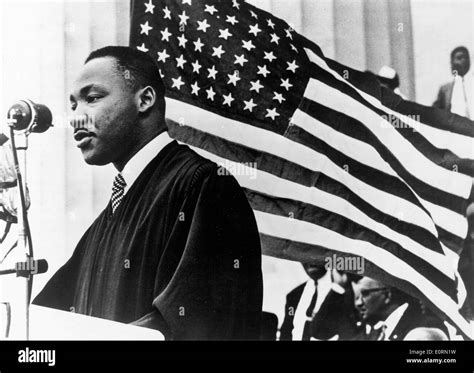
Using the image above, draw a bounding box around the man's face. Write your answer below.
[302,262,326,281]
[352,277,389,324]
[452,50,470,77]
[69,57,139,166]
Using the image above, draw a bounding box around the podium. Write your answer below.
[7,305,164,340]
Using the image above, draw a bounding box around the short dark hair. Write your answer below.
[85,46,165,110]
[451,46,470,61]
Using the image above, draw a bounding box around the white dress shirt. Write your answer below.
[372,302,409,340]
[120,131,174,196]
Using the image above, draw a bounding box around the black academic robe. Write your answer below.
[33,140,263,340]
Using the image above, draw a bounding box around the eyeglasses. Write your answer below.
[359,287,389,300]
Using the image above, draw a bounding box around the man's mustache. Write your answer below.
[69,113,95,130]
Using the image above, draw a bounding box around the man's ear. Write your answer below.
[137,86,156,113]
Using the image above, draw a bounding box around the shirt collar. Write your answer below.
[373,302,409,340]
[120,131,173,195]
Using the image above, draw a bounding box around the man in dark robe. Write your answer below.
[33,46,263,340]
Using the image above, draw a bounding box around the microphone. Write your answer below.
[7,100,52,133]
[0,258,48,277]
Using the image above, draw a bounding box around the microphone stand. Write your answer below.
[4,112,34,340]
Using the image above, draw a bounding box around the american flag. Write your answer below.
[130,0,474,338]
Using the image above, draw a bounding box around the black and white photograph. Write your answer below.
[0,0,473,368]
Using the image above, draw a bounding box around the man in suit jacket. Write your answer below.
[433,46,471,119]
[351,276,448,340]
[279,264,358,340]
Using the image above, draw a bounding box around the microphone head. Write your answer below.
[7,100,52,133]
[36,259,49,274]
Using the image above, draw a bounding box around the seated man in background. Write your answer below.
[351,276,448,340]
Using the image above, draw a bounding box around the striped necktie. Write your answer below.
[111,172,127,213]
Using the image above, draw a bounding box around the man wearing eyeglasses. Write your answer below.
[352,277,448,340]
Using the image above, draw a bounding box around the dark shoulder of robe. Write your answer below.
[33,140,263,340]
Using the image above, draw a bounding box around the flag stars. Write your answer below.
[206,86,216,101]
[212,45,225,59]
[175,55,187,69]
[265,108,280,120]
[161,27,171,42]
[204,4,218,15]
[285,28,294,39]
[219,28,232,40]
[290,44,298,53]
[191,59,202,73]
[232,0,240,9]
[171,76,185,90]
[250,10,258,19]
[226,15,238,25]
[177,33,188,48]
[194,38,204,52]
[280,78,293,91]
[227,71,241,86]
[163,6,171,20]
[157,48,170,62]
[242,40,255,51]
[191,81,200,96]
[234,54,248,66]
[137,43,149,52]
[250,80,264,93]
[207,65,218,80]
[264,51,277,62]
[243,98,257,112]
[249,23,262,37]
[182,0,192,5]
[178,10,189,25]
[267,19,275,29]
[140,21,153,35]
[144,0,155,14]
[273,92,285,104]
[270,33,280,44]
[197,19,211,32]
[286,60,299,73]
[257,65,270,77]
[222,93,235,107]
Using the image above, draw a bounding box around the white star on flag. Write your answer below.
[280,78,293,91]
[243,98,257,112]
[267,19,275,29]
[206,86,216,101]
[178,11,189,25]
[265,108,280,120]
[163,6,171,20]
[226,15,238,25]
[157,48,170,62]
[171,76,185,90]
[161,28,171,42]
[250,80,264,93]
[197,19,211,32]
[232,0,240,9]
[212,45,225,59]
[177,34,188,48]
[144,0,155,14]
[191,60,202,73]
[204,5,218,15]
[270,33,280,44]
[257,65,270,77]
[286,60,299,73]
[273,92,285,103]
[219,28,232,40]
[234,54,248,66]
[264,51,277,62]
[175,55,187,69]
[227,71,241,86]
[193,38,204,52]
[249,24,262,36]
[222,93,235,107]
[182,0,192,5]
[242,40,255,51]
[191,81,200,95]
[137,43,149,52]
[207,65,218,79]
[140,21,153,35]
